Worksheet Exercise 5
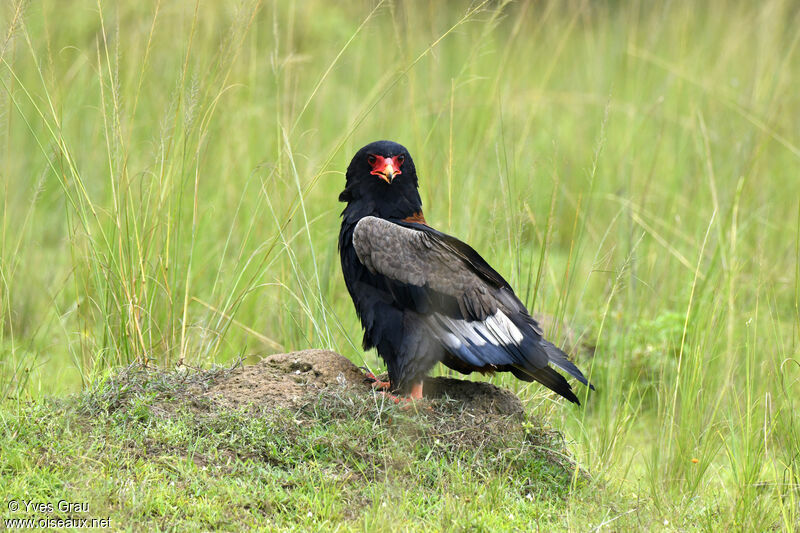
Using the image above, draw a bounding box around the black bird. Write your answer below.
[338,140,594,403]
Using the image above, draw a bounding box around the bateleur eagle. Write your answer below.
[338,140,594,404]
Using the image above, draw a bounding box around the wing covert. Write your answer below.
[353,216,498,320]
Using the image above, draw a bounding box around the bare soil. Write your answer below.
[204,349,525,418]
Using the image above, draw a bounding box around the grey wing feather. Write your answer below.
[353,216,538,361]
[353,217,430,288]
[353,216,496,318]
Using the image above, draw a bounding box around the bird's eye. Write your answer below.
[367,155,377,165]
[396,155,405,165]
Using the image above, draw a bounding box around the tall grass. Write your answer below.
[1,0,798,529]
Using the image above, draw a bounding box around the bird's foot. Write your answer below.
[377,381,429,411]
[362,369,391,391]
[377,391,430,412]
[377,390,409,404]
[362,372,429,411]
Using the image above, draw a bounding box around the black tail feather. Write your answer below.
[512,365,581,405]
[540,340,596,391]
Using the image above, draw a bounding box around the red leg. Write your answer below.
[377,380,423,402]
[392,381,426,411]
[392,381,425,410]
[409,380,424,400]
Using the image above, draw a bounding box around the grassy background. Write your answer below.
[1,0,799,529]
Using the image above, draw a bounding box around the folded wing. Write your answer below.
[352,216,593,404]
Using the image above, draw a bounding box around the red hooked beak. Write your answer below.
[368,154,404,184]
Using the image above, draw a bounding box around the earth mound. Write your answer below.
[81,349,575,480]
[204,349,524,418]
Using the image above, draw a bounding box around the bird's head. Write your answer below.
[339,141,421,217]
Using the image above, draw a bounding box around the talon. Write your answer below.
[367,376,427,410]
[363,370,391,391]
[378,391,404,404]
[374,380,427,411]
[398,381,426,411]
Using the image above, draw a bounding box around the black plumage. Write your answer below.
[338,140,594,404]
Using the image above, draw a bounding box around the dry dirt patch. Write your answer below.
[204,349,525,417]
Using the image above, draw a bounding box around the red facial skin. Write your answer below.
[367,154,404,183]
